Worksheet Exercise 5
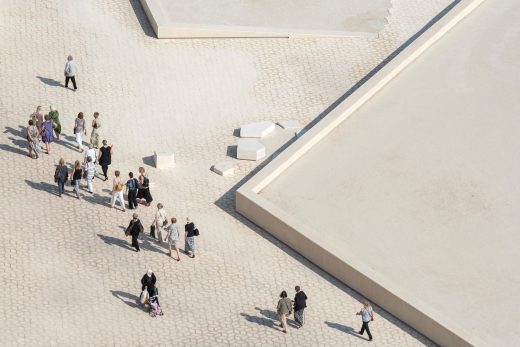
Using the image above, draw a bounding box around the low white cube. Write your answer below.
[240,121,275,138]
[277,120,301,130]
[212,161,235,176]
[153,150,175,169]
[237,139,266,161]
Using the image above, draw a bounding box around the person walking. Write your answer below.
[125,172,139,209]
[90,112,101,148]
[293,286,308,328]
[111,170,126,211]
[54,158,68,197]
[70,160,83,200]
[26,120,41,159]
[165,217,181,261]
[152,203,167,243]
[136,167,153,206]
[277,291,293,334]
[98,140,112,181]
[64,55,77,91]
[141,269,157,301]
[356,300,374,341]
[30,106,44,132]
[126,213,144,252]
[73,112,87,152]
[84,156,96,194]
[184,217,197,258]
[41,114,55,154]
[84,143,97,164]
[48,106,61,141]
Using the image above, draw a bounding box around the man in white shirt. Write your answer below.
[356,300,374,341]
[64,55,77,90]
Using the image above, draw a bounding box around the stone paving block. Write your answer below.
[211,161,235,176]
[237,138,266,161]
[154,150,175,169]
[240,121,276,138]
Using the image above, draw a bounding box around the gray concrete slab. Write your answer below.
[141,0,391,38]
[259,0,520,345]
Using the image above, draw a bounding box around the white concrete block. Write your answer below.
[153,150,175,169]
[277,120,301,130]
[212,161,235,176]
[240,121,275,138]
[237,139,266,161]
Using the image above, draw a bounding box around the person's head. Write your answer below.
[138,167,145,174]
[186,217,191,223]
[363,300,370,308]
[58,158,65,166]
[171,217,177,224]
[88,143,93,149]
[295,286,300,292]
[87,156,92,163]
[93,112,99,118]
[147,269,153,277]
[44,114,50,120]
[78,112,84,119]
[74,160,81,169]
[102,140,107,146]
[50,105,56,112]
[132,213,138,220]
[129,172,134,178]
[28,120,34,126]
[115,170,120,177]
[280,291,288,298]
[36,105,42,112]
[157,203,163,209]
[67,55,73,61]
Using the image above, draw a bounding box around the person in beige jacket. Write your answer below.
[277,290,293,334]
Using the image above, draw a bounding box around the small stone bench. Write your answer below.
[211,161,235,176]
[153,150,175,169]
[240,121,275,138]
[237,139,266,160]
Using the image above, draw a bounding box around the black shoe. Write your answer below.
[357,331,362,334]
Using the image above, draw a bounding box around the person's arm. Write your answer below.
[110,144,113,154]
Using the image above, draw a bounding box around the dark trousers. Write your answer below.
[57,180,66,196]
[131,234,140,251]
[65,76,77,89]
[101,164,108,179]
[128,189,138,209]
[360,321,372,340]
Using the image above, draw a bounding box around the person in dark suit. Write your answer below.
[127,213,143,252]
[293,286,307,328]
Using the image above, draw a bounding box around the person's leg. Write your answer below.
[156,223,162,243]
[359,321,366,335]
[65,76,70,88]
[365,322,372,340]
[71,76,77,90]
[74,180,81,199]
[118,191,125,210]
[128,190,135,209]
[110,192,116,207]
[87,178,93,193]
[57,181,63,196]
[294,310,302,327]
[76,132,83,150]
[280,314,288,332]
[167,240,172,256]
[101,165,108,180]
[174,245,180,260]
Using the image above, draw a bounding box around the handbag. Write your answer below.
[193,228,200,236]
[140,290,149,305]
[150,225,156,238]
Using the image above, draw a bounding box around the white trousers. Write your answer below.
[111,191,125,209]
[76,132,83,149]
[86,178,93,193]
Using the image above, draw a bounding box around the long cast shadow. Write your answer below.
[325,321,367,340]
[128,0,156,38]
[110,290,147,311]
[36,76,63,87]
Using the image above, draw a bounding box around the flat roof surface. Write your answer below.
[261,0,520,345]
[152,0,391,35]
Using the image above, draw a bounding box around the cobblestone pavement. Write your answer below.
[0,0,452,346]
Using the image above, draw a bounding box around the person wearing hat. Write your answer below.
[141,269,157,299]
[64,55,77,90]
[126,213,144,252]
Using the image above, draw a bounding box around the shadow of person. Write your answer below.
[324,321,367,340]
[3,126,25,138]
[36,76,63,87]
[110,290,148,311]
[97,233,134,251]
[240,312,277,330]
[0,144,27,156]
[24,179,66,196]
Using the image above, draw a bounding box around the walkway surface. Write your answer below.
[0,0,452,345]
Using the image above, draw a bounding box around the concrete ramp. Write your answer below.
[140,0,392,38]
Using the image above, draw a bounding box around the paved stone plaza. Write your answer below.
[0,0,452,346]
